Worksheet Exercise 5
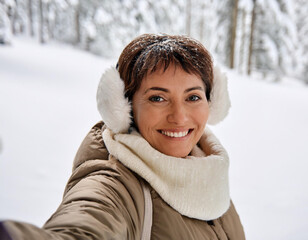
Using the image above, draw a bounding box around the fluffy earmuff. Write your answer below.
[96,66,231,133]
[96,67,132,133]
[207,66,231,125]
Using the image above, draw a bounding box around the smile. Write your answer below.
[160,130,191,138]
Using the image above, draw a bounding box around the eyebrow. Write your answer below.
[145,87,169,94]
[144,86,204,94]
[184,86,204,93]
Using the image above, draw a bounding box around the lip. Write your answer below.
[158,128,193,139]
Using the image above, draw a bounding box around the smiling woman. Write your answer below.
[1,34,245,240]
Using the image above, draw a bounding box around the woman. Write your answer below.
[1,34,245,239]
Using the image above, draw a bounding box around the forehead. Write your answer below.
[140,65,204,89]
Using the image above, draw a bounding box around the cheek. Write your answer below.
[195,103,209,126]
[133,103,157,131]
[134,109,161,144]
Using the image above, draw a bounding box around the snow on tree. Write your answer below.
[236,0,253,74]
[0,0,13,44]
[0,0,305,84]
[251,0,297,79]
[295,0,308,84]
[210,0,236,67]
[189,0,216,51]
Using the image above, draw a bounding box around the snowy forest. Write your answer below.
[0,0,307,83]
[1,1,308,239]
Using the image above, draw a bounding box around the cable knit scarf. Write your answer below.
[102,127,230,221]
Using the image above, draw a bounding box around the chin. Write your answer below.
[160,148,190,158]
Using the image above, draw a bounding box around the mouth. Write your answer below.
[159,129,193,138]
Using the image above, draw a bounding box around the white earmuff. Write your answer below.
[96,67,132,133]
[207,66,231,125]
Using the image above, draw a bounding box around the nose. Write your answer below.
[167,102,189,125]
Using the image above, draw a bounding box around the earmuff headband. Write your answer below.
[97,66,231,133]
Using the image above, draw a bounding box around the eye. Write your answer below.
[187,95,201,101]
[149,95,165,102]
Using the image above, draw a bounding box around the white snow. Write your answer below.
[1,37,308,239]
[262,34,279,67]
[0,37,113,224]
[84,21,97,39]
[94,8,113,25]
[68,0,78,6]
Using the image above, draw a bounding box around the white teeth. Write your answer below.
[161,130,189,138]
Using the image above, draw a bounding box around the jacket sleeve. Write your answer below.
[1,122,145,240]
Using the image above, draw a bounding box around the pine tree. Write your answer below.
[295,0,308,84]
[251,0,297,79]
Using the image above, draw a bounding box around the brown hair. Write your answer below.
[117,34,213,101]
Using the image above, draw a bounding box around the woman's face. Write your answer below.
[132,65,209,158]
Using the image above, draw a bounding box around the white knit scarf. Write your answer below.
[102,127,230,221]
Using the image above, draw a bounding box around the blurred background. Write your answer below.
[1,0,307,82]
[1,0,308,240]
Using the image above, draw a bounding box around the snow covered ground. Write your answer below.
[1,37,308,240]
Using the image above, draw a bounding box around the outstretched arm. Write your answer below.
[1,122,145,240]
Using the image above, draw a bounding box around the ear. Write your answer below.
[96,67,132,133]
[207,66,231,125]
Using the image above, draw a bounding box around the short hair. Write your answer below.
[117,34,213,101]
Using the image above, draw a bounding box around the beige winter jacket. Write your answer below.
[1,122,245,240]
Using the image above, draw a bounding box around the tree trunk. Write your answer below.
[230,0,239,69]
[28,0,34,36]
[38,0,45,43]
[186,0,191,36]
[75,3,81,45]
[248,0,257,75]
[10,5,17,35]
[48,1,54,40]
[199,2,205,43]
[46,2,51,40]
[239,9,246,74]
